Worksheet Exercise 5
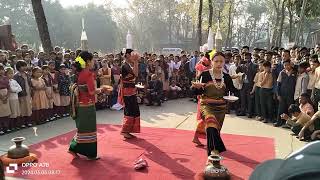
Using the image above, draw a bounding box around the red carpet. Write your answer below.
[7,124,274,180]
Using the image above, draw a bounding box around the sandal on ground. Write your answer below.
[134,159,148,170]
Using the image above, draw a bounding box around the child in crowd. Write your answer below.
[275,60,297,127]
[299,93,314,117]
[294,62,309,104]
[251,61,263,120]
[169,80,182,99]
[70,63,78,84]
[63,53,72,69]
[307,55,319,97]
[260,61,274,123]
[42,65,55,121]
[146,74,162,106]
[57,64,71,116]
[6,67,22,131]
[14,60,33,128]
[24,53,32,66]
[31,67,49,125]
[0,64,11,135]
[48,61,61,118]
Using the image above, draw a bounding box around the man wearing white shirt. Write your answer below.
[223,52,232,74]
[167,54,174,78]
[229,54,242,114]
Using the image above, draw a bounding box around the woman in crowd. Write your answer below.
[68,51,111,160]
[192,51,237,156]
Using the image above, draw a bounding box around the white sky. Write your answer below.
[57,0,128,8]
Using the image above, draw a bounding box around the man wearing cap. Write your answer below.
[250,140,320,180]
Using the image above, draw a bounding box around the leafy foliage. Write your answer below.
[0,0,118,51]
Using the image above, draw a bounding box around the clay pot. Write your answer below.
[204,152,230,180]
[7,137,30,159]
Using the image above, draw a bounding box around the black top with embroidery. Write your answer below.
[193,71,237,95]
[57,73,71,96]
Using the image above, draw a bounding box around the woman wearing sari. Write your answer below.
[192,51,237,156]
[68,51,111,160]
[119,49,141,139]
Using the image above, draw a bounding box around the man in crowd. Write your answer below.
[275,60,296,127]
[236,52,257,117]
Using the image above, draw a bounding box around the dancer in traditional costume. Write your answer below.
[68,51,111,160]
[192,51,237,156]
[192,52,212,146]
[119,49,141,139]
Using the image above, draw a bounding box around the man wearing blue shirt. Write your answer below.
[189,51,200,79]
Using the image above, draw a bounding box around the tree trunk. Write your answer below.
[31,0,53,53]
[287,0,294,42]
[225,1,233,48]
[278,0,286,46]
[208,0,213,29]
[168,1,172,45]
[271,0,281,47]
[295,0,307,46]
[197,0,203,48]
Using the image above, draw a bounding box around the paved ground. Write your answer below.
[0,98,305,158]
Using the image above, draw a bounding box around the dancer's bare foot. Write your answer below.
[87,156,100,160]
[192,138,204,146]
[121,132,135,139]
[68,151,80,158]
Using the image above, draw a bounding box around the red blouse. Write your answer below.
[77,69,96,105]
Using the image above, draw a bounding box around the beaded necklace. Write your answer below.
[209,68,224,89]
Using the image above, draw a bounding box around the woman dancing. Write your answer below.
[192,52,212,146]
[69,51,111,160]
[119,49,141,139]
[192,51,237,156]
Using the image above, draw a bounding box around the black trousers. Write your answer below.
[260,88,274,121]
[206,127,226,156]
[291,124,303,136]
[124,95,140,117]
[233,90,241,112]
[313,88,320,111]
[240,83,255,116]
[254,87,261,117]
[277,95,294,123]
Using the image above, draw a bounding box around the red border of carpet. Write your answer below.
[5,124,275,180]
